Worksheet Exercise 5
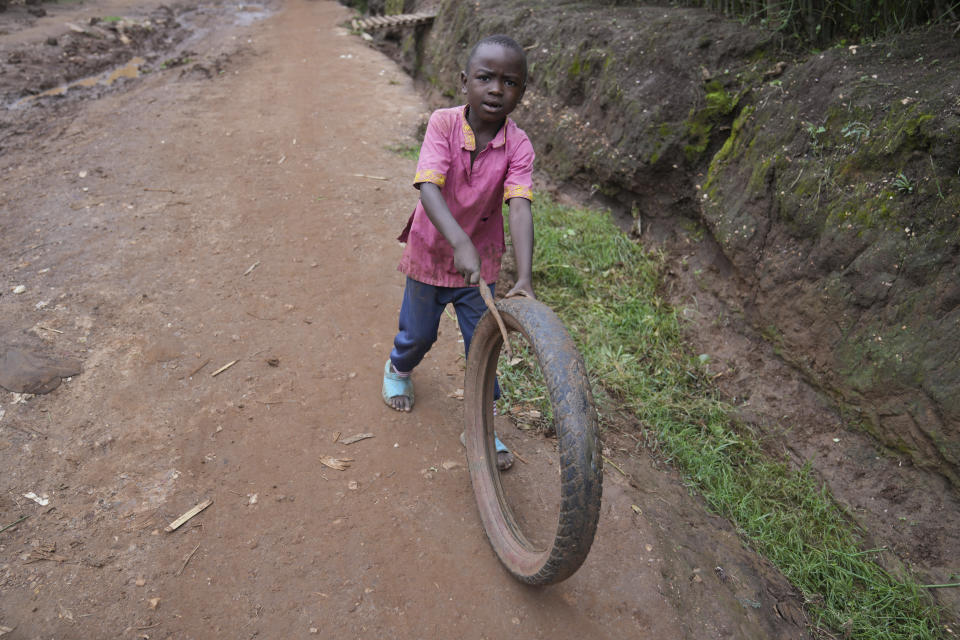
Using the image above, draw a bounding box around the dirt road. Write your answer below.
[0,1,810,637]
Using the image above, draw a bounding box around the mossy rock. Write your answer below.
[702,26,960,486]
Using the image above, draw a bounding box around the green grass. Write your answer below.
[506,194,945,640]
[386,143,420,161]
[497,340,553,431]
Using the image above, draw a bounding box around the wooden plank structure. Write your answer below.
[351,12,437,32]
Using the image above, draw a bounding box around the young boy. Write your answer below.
[381,34,535,470]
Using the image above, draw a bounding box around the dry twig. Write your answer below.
[37,326,64,334]
[210,360,238,377]
[339,433,374,445]
[165,499,212,532]
[319,456,353,471]
[509,448,529,465]
[602,455,627,477]
[176,542,201,576]
[0,515,28,534]
[187,359,210,378]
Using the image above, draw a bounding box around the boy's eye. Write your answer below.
[505,80,516,87]
[477,74,490,81]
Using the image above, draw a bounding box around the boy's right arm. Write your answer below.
[419,182,481,284]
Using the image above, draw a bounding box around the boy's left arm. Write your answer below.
[506,197,535,299]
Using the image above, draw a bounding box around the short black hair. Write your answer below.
[465,34,528,81]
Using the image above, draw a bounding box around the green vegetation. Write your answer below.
[502,195,945,640]
[497,340,554,431]
[386,142,420,161]
[707,92,959,246]
[892,171,915,194]
[159,56,192,70]
[657,0,960,47]
[684,81,742,162]
[102,15,123,22]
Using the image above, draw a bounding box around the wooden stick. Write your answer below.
[210,360,237,377]
[0,515,28,534]
[602,455,627,476]
[511,449,528,465]
[478,277,512,360]
[176,542,201,576]
[187,359,210,378]
[320,456,353,471]
[143,188,176,193]
[164,499,212,532]
[339,433,374,445]
[37,326,64,334]
[351,173,389,181]
[243,261,260,276]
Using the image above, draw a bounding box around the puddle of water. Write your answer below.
[7,3,274,110]
[233,3,269,27]
[11,57,145,108]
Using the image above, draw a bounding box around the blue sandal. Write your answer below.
[382,360,414,411]
[460,430,514,471]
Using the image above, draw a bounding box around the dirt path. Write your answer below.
[1,1,810,637]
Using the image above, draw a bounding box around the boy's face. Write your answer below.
[460,43,527,126]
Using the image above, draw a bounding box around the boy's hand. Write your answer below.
[506,278,535,299]
[453,239,481,285]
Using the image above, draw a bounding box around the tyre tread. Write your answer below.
[464,298,603,585]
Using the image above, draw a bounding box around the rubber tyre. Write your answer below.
[464,296,603,585]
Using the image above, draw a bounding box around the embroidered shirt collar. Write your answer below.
[460,105,507,152]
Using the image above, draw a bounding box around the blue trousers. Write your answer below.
[390,277,501,399]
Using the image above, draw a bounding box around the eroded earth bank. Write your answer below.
[0,0,833,637]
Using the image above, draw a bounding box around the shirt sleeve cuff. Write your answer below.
[503,185,533,202]
[414,169,446,188]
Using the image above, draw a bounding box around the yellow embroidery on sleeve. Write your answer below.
[503,185,534,201]
[415,169,447,188]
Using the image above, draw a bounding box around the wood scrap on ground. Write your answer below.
[319,456,353,471]
[210,360,237,377]
[339,433,374,445]
[187,358,210,378]
[176,542,201,576]
[164,498,212,532]
[24,542,67,564]
[0,515,28,534]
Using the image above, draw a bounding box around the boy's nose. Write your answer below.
[489,80,504,95]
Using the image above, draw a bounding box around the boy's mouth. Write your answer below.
[481,101,502,113]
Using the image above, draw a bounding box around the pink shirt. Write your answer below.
[397,105,534,287]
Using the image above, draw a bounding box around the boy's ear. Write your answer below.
[459,70,467,94]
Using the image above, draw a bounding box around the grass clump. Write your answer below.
[497,340,553,431]
[386,142,420,161]
[508,194,945,640]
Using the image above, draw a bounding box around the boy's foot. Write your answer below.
[382,360,414,412]
[460,430,514,471]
